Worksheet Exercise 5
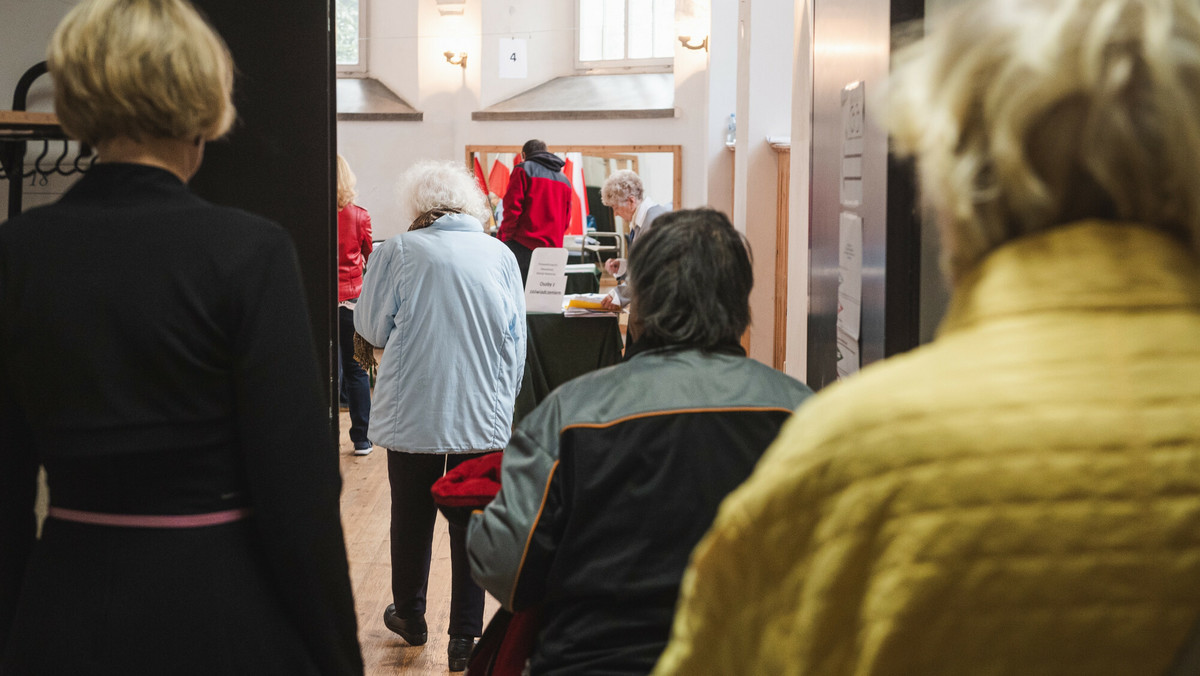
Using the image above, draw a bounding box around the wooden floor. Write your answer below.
[337,411,500,675]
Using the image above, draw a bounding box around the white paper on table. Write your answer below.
[525,247,569,313]
[836,212,863,340]
[835,328,861,380]
[498,38,528,79]
[562,293,618,317]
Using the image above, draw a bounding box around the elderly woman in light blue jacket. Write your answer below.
[355,160,526,672]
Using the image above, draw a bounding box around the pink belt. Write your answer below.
[48,506,251,528]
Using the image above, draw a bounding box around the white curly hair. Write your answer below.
[396,160,491,227]
[600,169,645,207]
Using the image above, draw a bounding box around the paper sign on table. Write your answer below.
[525,247,568,313]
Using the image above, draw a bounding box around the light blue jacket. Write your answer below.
[355,213,526,453]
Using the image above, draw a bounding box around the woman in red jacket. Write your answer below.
[337,154,374,455]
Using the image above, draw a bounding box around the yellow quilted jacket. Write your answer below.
[653,221,1200,676]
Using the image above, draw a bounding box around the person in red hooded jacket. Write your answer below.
[337,154,374,455]
[499,139,573,282]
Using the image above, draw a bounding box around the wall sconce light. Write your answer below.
[436,0,465,16]
[678,34,709,51]
[444,50,468,68]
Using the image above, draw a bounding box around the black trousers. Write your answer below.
[503,239,533,285]
[387,450,489,637]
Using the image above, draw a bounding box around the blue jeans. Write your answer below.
[337,304,371,448]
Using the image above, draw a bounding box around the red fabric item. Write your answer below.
[496,608,540,674]
[467,608,541,676]
[337,204,372,301]
[563,158,587,238]
[473,156,490,196]
[489,159,511,199]
[431,451,503,507]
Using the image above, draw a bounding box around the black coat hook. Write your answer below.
[73,143,95,174]
[54,139,72,176]
[32,140,51,186]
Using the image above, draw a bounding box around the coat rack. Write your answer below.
[1,61,92,220]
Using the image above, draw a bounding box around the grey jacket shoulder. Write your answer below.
[528,348,810,441]
[643,204,670,230]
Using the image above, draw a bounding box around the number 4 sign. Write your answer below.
[498,38,528,79]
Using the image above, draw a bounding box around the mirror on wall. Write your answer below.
[465,145,681,255]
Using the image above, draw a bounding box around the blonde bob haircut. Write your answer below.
[600,169,645,207]
[336,154,358,210]
[889,0,1200,281]
[47,0,236,146]
[396,160,491,227]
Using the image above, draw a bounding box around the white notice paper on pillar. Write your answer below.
[837,212,864,340]
[840,81,865,206]
[525,247,568,313]
[836,328,861,380]
[498,38,528,79]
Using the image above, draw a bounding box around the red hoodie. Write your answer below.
[499,152,573,250]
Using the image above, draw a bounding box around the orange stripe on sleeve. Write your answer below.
[560,406,794,435]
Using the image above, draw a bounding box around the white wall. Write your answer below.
[704,0,736,217]
[480,0,575,107]
[785,0,814,381]
[339,0,718,239]
[733,0,794,366]
[638,153,674,208]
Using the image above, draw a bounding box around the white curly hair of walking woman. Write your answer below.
[396,160,491,228]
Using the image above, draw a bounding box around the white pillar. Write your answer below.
[785,0,814,381]
[734,0,794,366]
[699,0,736,216]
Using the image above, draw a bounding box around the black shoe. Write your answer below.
[447,635,475,672]
[382,604,428,646]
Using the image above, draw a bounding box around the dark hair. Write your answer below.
[521,139,547,157]
[628,208,752,351]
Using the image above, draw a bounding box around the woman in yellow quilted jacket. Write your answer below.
[653,1,1200,674]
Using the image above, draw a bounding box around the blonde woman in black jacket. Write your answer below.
[0,1,361,673]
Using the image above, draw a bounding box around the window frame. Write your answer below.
[574,0,675,73]
[336,0,368,77]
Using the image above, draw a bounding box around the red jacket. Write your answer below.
[499,153,573,250]
[337,203,372,301]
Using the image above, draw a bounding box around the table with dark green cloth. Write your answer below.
[564,267,601,294]
[514,312,623,424]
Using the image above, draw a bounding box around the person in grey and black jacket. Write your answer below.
[466,208,812,676]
